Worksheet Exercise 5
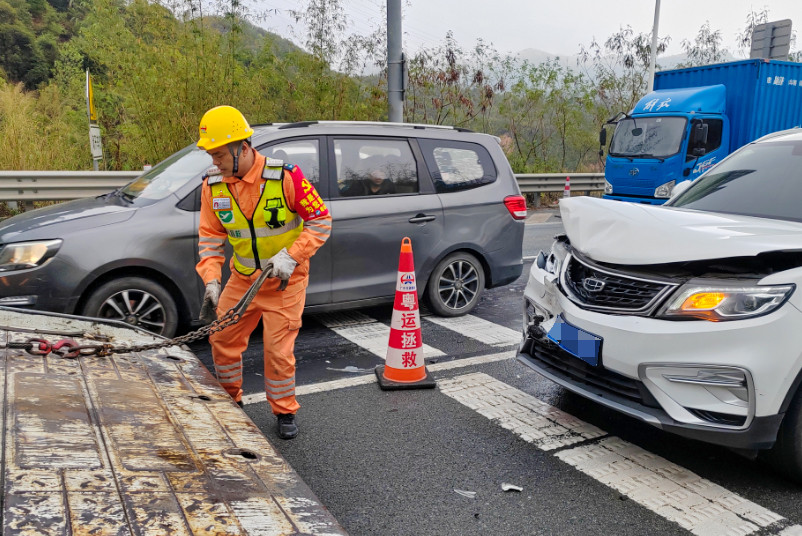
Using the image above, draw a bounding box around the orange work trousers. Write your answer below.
[209,270,307,415]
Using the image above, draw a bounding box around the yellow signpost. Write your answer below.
[86,70,102,169]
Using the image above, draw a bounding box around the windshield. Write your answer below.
[119,145,211,205]
[609,116,687,158]
[667,139,802,222]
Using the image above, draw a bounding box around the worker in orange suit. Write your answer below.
[195,105,331,440]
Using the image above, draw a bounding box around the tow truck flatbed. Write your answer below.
[0,308,345,535]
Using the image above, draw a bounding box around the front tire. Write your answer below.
[425,252,485,317]
[760,387,802,483]
[81,277,179,337]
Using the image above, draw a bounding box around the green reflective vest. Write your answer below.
[209,165,303,276]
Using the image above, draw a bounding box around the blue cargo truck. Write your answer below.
[601,59,802,204]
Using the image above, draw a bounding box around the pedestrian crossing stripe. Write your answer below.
[311,311,520,359]
[246,362,802,534]
[439,373,800,536]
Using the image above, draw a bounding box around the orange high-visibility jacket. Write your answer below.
[196,152,332,285]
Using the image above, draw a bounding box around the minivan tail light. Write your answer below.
[504,196,527,220]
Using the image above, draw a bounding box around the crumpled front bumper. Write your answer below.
[516,250,787,450]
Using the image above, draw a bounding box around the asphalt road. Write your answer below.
[187,209,802,536]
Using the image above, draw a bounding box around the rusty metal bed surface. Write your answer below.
[0,308,345,535]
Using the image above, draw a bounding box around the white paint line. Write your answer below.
[240,351,514,405]
[556,438,783,535]
[312,311,444,359]
[441,372,800,536]
[329,322,444,359]
[439,372,605,451]
[425,314,522,347]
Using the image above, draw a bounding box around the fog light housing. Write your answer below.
[639,364,754,428]
[604,180,613,195]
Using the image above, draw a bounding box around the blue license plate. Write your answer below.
[547,316,602,366]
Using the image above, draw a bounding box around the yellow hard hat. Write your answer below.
[197,105,254,151]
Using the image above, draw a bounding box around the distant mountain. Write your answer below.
[205,16,303,56]
[516,47,742,72]
[655,52,740,69]
[516,48,582,68]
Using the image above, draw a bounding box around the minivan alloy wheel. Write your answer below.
[426,252,485,317]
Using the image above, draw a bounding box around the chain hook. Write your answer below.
[52,339,81,359]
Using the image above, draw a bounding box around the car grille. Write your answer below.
[563,254,676,314]
[524,332,652,406]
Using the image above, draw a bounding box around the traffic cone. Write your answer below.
[563,176,571,198]
[375,237,436,391]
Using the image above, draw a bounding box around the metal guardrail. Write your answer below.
[515,173,605,194]
[0,170,605,205]
[0,171,141,202]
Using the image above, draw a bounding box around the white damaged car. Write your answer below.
[518,128,802,480]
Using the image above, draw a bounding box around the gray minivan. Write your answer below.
[0,121,525,337]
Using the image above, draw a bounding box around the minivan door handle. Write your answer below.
[408,213,436,224]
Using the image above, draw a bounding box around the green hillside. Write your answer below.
[0,0,775,179]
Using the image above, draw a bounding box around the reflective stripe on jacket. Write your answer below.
[209,176,303,275]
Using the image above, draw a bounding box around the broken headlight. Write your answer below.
[657,280,794,321]
[543,238,570,276]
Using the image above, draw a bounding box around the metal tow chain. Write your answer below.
[5,267,279,359]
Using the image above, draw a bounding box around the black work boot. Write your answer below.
[277,413,298,440]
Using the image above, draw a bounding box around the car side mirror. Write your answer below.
[692,122,708,145]
[599,128,607,147]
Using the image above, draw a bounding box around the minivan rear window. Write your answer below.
[418,139,496,193]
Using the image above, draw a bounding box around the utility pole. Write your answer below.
[387,0,403,123]
[647,0,661,92]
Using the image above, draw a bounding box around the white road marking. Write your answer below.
[240,351,514,405]
[439,372,800,536]
[425,314,522,347]
[312,311,443,359]
[439,372,605,450]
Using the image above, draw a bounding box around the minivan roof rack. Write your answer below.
[276,120,473,133]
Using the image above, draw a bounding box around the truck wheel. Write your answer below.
[760,387,802,483]
[82,277,179,338]
[425,252,485,317]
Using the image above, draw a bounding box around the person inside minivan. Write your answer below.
[342,169,396,196]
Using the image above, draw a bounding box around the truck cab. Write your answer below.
[603,85,729,204]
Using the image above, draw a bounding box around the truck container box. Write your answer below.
[655,59,802,151]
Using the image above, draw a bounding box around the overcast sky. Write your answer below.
[257,0,799,58]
